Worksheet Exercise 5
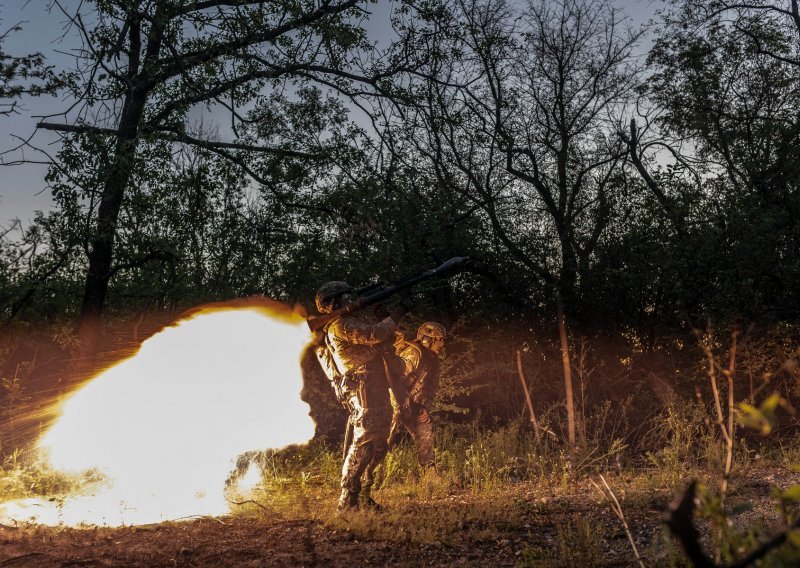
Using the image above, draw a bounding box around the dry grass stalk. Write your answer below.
[516,349,541,441]
[591,474,646,568]
[697,327,738,500]
[695,326,740,564]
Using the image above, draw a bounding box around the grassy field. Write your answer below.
[3,413,800,566]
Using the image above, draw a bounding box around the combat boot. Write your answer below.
[360,488,383,512]
[336,488,359,515]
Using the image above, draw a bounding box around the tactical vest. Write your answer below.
[396,339,428,398]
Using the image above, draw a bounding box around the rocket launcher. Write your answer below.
[307,257,469,332]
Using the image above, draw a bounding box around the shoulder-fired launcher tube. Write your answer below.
[307,257,469,332]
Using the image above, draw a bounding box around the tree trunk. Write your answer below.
[76,90,148,356]
[556,291,576,450]
[559,232,580,312]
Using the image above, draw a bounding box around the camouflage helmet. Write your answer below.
[417,322,446,344]
[315,281,353,313]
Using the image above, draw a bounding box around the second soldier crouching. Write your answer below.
[390,322,446,470]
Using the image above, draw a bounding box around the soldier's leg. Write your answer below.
[339,388,374,512]
[360,363,392,509]
[411,406,436,469]
[362,437,388,510]
[361,426,391,507]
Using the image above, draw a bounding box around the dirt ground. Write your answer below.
[2,466,797,568]
[2,516,471,567]
[0,506,640,567]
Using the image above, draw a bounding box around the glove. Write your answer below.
[400,398,413,421]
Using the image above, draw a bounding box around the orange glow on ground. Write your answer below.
[0,300,315,526]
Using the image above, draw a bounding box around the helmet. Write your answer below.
[417,322,446,342]
[417,322,446,353]
[315,281,353,313]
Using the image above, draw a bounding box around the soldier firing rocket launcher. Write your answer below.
[307,257,469,331]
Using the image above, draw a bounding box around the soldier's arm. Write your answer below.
[335,316,397,345]
[418,358,441,409]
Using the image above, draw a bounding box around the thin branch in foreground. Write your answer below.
[663,481,716,568]
[591,474,646,568]
[664,481,800,568]
[225,497,273,514]
[36,122,320,159]
[516,349,541,441]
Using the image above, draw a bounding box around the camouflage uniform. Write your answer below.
[324,313,405,510]
[391,336,441,468]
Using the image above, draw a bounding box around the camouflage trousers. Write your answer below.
[391,403,435,468]
[340,358,393,495]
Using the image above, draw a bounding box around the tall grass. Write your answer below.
[241,409,666,502]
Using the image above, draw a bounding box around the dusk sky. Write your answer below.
[0,0,664,228]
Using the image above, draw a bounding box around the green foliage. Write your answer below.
[0,20,66,116]
[0,454,100,502]
[641,0,800,321]
[673,391,800,565]
[738,393,781,435]
[1,361,32,453]
[644,402,715,485]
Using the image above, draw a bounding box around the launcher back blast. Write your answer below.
[307,257,469,332]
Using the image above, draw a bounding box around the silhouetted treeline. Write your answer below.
[1,0,799,338]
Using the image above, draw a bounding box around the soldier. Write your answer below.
[314,281,407,513]
[391,322,445,470]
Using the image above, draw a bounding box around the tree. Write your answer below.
[394,0,643,446]
[0,20,62,116]
[0,211,85,326]
[629,0,800,319]
[35,0,426,353]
